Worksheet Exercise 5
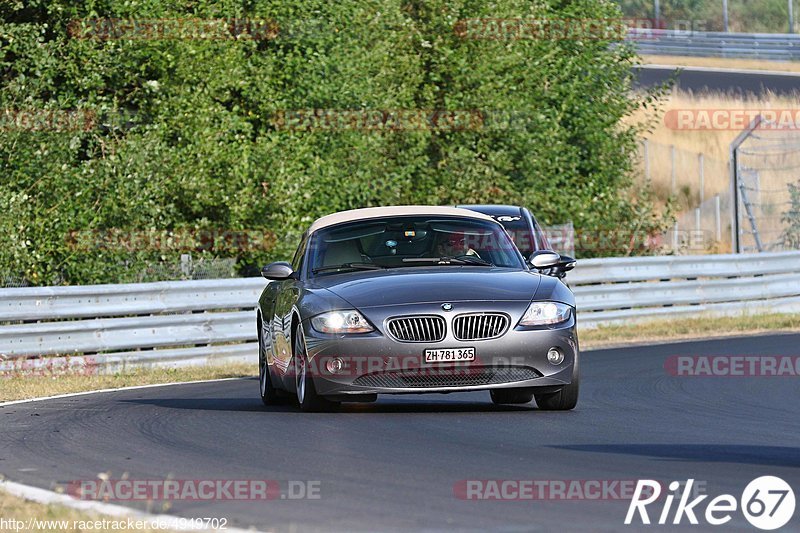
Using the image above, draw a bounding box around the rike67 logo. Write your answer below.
[626,477,795,530]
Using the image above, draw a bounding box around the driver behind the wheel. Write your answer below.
[434,232,480,258]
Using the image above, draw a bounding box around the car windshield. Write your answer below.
[495,217,537,256]
[308,216,525,276]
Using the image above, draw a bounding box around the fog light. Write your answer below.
[325,358,344,374]
[547,347,564,365]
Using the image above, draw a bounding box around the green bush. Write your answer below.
[1,0,667,285]
[782,182,800,249]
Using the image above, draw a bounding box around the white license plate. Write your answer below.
[424,347,476,364]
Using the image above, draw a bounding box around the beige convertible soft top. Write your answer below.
[307,206,497,234]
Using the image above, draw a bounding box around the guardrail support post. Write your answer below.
[723,0,729,32]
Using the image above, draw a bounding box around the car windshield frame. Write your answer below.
[305,215,527,278]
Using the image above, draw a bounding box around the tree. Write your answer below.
[1,0,666,285]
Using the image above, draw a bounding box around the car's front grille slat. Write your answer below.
[453,313,509,341]
[353,366,542,389]
[387,315,446,342]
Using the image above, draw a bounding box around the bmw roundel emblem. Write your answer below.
[441,303,453,311]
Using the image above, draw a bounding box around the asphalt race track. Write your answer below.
[633,65,800,96]
[2,333,799,532]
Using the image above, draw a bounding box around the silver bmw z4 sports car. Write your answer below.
[256,206,579,412]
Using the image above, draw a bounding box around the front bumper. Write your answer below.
[301,302,578,396]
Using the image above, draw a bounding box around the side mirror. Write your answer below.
[261,261,295,280]
[528,250,560,269]
[556,255,577,274]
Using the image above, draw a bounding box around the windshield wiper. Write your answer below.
[312,262,386,274]
[402,256,494,266]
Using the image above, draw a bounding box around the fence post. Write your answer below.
[180,254,192,278]
[672,221,679,252]
[729,116,764,253]
[695,208,702,252]
[698,153,705,203]
[723,0,729,32]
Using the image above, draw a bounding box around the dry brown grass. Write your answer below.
[580,313,800,349]
[627,90,800,251]
[641,55,800,73]
[0,363,253,402]
[0,490,166,533]
[631,91,800,200]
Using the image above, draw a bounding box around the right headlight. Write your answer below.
[311,310,374,334]
[518,302,571,326]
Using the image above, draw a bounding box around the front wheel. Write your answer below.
[258,327,285,406]
[534,354,579,411]
[294,324,339,412]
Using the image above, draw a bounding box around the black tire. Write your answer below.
[258,324,286,406]
[534,353,580,411]
[490,388,534,405]
[293,324,339,412]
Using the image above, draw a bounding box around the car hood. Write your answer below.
[310,267,541,308]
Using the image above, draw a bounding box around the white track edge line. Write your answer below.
[0,377,251,407]
[0,479,262,532]
[639,63,800,77]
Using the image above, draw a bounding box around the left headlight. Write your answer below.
[518,302,572,326]
[311,310,374,334]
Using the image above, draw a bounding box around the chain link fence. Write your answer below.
[733,124,800,252]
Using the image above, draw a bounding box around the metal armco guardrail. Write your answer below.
[0,278,267,375]
[1,252,799,374]
[572,251,800,328]
[627,29,800,60]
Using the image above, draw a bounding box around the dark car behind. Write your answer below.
[458,205,575,279]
